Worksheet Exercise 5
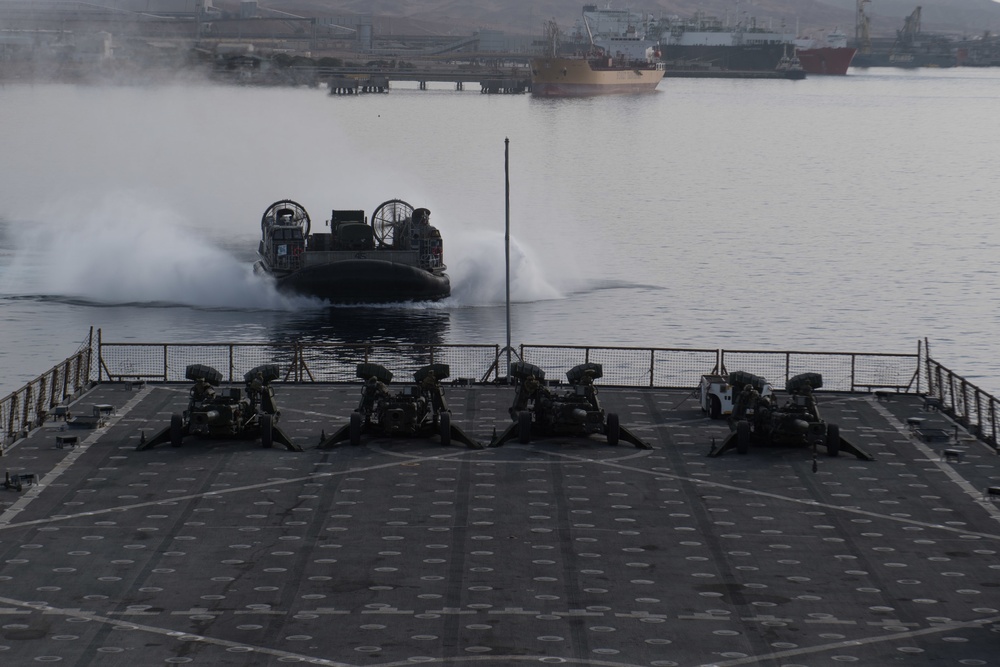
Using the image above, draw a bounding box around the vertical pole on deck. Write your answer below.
[95,327,102,384]
[505,138,511,379]
[916,339,922,395]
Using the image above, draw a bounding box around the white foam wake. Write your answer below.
[0,193,320,310]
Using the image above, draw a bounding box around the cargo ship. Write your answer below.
[652,11,793,71]
[530,55,665,96]
[530,17,664,96]
[793,28,858,75]
[253,198,450,303]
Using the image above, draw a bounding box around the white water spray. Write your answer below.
[445,229,564,307]
[0,193,321,310]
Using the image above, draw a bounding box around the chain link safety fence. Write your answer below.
[99,341,501,385]
[100,341,924,391]
[519,346,920,392]
[716,351,920,393]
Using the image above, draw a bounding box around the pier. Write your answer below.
[663,68,804,79]
[320,66,531,95]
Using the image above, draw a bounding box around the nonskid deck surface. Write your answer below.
[0,383,997,666]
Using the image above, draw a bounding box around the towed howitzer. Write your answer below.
[138,364,301,451]
[491,361,650,449]
[710,372,872,460]
[320,363,481,449]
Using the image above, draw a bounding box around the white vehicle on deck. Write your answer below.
[700,371,773,419]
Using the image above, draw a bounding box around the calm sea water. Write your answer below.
[1,68,998,396]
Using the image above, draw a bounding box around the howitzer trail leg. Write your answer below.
[136,424,174,451]
[708,431,739,457]
[271,426,302,452]
[318,423,354,449]
[617,424,652,450]
[448,422,484,449]
[833,437,874,461]
[822,423,873,461]
[489,421,518,448]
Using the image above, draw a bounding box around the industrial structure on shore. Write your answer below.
[1,0,1000,83]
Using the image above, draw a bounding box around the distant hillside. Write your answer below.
[244,0,1000,37]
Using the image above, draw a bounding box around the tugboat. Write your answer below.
[253,199,450,303]
[775,45,806,79]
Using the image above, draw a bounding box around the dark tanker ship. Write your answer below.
[253,198,451,303]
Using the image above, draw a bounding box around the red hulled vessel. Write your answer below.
[793,28,857,75]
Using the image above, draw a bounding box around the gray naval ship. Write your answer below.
[0,333,997,665]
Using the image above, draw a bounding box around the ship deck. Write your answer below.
[0,382,997,666]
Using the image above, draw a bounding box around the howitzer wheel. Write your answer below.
[709,395,722,420]
[518,410,532,444]
[606,413,620,446]
[371,199,414,249]
[440,411,451,447]
[169,414,184,447]
[826,423,840,457]
[349,412,362,446]
[736,420,751,455]
[260,414,274,449]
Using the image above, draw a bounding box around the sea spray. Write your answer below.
[444,229,563,306]
[1,193,321,311]
[0,192,582,312]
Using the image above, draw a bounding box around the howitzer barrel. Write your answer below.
[192,410,221,426]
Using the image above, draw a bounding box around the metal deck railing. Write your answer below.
[1,328,94,445]
[516,345,920,393]
[2,330,996,451]
[925,356,1000,449]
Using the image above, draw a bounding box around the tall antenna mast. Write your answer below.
[504,138,511,378]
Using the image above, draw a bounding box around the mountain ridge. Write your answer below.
[244,0,1000,37]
